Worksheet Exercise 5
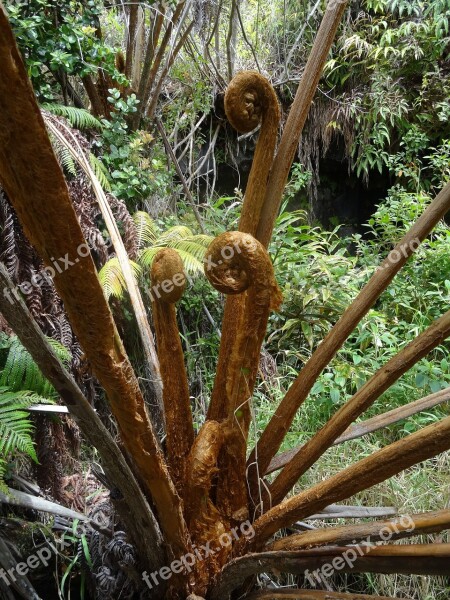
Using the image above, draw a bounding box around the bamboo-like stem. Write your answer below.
[247,180,450,500]
[256,0,349,248]
[132,2,166,127]
[0,12,189,556]
[269,310,450,503]
[139,1,185,120]
[247,415,450,547]
[269,509,450,551]
[211,545,450,599]
[267,387,450,474]
[0,264,164,573]
[150,249,194,496]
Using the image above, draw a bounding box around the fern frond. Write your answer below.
[0,336,70,400]
[89,154,112,192]
[0,388,51,463]
[50,134,77,176]
[157,225,193,244]
[133,211,159,248]
[98,257,141,301]
[168,237,213,262]
[42,104,102,130]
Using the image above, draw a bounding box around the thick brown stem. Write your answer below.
[125,3,138,80]
[244,591,401,600]
[151,249,194,495]
[137,2,185,124]
[0,9,189,557]
[0,264,164,575]
[210,545,450,599]
[267,387,450,474]
[184,420,229,593]
[204,232,282,519]
[270,310,450,503]
[82,74,106,117]
[208,72,280,424]
[269,509,450,551]
[247,180,450,500]
[132,3,166,127]
[247,415,450,547]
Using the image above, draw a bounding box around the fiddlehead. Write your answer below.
[204,232,281,519]
[224,71,280,235]
[208,73,280,427]
[151,248,194,496]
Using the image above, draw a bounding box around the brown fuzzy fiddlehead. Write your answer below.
[204,232,282,519]
[208,73,280,430]
[151,248,194,496]
[224,71,280,235]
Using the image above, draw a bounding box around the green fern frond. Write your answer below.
[133,211,159,248]
[42,104,102,130]
[0,387,50,463]
[137,247,164,270]
[50,135,77,176]
[167,236,213,261]
[0,337,70,400]
[157,226,194,244]
[89,154,112,192]
[98,257,141,301]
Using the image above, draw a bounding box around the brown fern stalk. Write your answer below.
[151,248,195,496]
[0,10,189,559]
[204,232,282,520]
[247,179,450,501]
[246,414,450,547]
[267,386,450,474]
[245,592,401,600]
[207,71,280,424]
[256,0,350,248]
[269,309,450,504]
[269,509,450,551]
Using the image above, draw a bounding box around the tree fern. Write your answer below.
[133,211,159,248]
[42,104,102,130]
[0,336,67,486]
[50,134,77,177]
